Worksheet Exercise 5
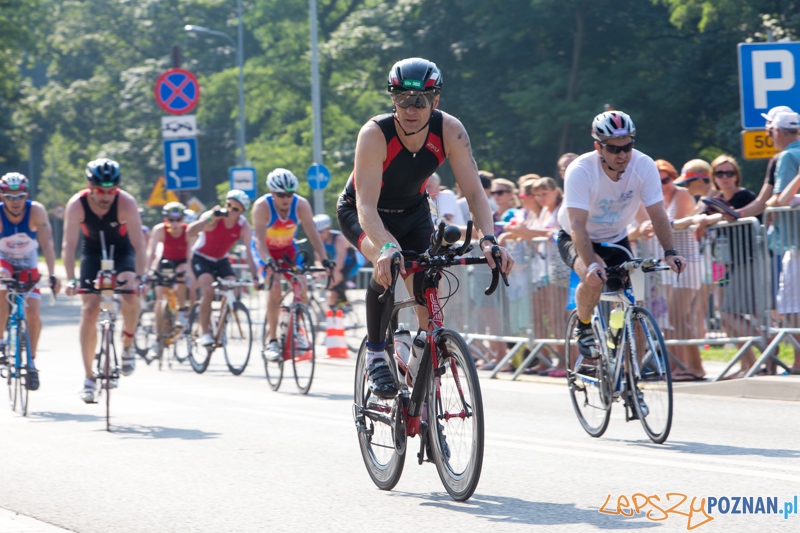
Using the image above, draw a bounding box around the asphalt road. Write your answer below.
[1,293,799,533]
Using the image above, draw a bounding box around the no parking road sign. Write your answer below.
[154,68,200,115]
[163,138,200,191]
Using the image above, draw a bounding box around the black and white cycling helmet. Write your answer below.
[0,172,29,193]
[387,58,443,94]
[266,168,299,193]
[591,111,636,142]
[86,158,121,186]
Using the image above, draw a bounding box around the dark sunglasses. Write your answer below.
[491,190,511,196]
[714,170,737,178]
[92,186,119,196]
[392,90,436,109]
[3,193,26,201]
[660,178,672,185]
[166,217,184,222]
[273,192,293,199]
[225,202,242,213]
[601,141,635,154]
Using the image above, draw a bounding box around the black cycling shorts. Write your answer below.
[337,193,434,299]
[337,194,433,256]
[80,247,136,290]
[192,254,234,280]
[557,230,632,292]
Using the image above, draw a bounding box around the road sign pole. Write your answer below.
[310,0,324,214]
[236,0,246,167]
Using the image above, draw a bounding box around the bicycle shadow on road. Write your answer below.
[402,493,657,529]
[29,412,220,440]
[629,440,800,459]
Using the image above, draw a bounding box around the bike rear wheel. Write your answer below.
[564,310,611,438]
[427,329,484,501]
[625,307,673,444]
[223,301,252,375]
[187,304,211,373]
[261,312,284,391]
[353,336,405,490]
[134,309,156,361]
[290,303,315,394]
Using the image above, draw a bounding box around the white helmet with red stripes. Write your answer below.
[591,110,636,142]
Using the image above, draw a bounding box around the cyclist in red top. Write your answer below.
[188,190,261,347]
[146,202,192,331]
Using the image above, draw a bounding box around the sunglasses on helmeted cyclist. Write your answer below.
[600,140,635,154]
[491,189,511,196]
[166,216,183,222]
[225,202,242,213]
[92,186,119,196]
[392,90,437,109]
[272,192,293,199]
[714,170,737,178]
[3,193,26,201]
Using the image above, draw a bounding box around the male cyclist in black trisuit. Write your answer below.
[63,159,146,403]
[337,57,514,399]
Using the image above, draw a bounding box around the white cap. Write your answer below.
[761,105,795,124]
[769,112,800,130]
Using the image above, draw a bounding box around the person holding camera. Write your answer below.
[252,168,333,363]
[188,189,261,347]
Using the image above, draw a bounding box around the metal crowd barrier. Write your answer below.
[748,206,800,377]
[304,210,800,381]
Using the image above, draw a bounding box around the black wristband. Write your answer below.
[479,235,498,248]
[664,249,678,257]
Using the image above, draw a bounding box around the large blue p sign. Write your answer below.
[739,43,800,129]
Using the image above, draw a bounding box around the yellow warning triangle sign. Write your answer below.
[147,176,180,207]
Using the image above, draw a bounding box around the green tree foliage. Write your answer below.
[4,0,794,214]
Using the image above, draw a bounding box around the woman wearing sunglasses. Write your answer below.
[63,158,147,402]
[189,189,262,348]
[0,172,61,392]
[252,168,333,363]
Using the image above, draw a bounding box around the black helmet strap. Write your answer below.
[392,110,433,137]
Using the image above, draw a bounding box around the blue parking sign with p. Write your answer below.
[739,42,800,129]
[163,138,200,191]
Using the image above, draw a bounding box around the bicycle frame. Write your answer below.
[7,291,33,372]
[207,283,240,350]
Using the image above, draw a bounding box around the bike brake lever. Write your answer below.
[378,254,402,303]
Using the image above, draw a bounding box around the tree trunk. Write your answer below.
[558,7,584,159]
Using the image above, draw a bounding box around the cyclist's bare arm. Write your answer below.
[567,207,604,283]
[146,223,166,271]
[62,194,84,285]
[31,202,58,288]
[644,200,685,273]
[295,197,329,263]
[251,197,271,271]
[118,191,147,276]
[444,113,513,273]
[353,120,401,286]
[239,221,260,282]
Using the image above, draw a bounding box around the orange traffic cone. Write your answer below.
[326,309,348,358]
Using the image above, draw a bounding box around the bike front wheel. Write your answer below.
[625,307,673,444]
[7,320,29,416]
[290,303,315,394]
[187,304,211,374]
[354,337,405,491]
[565,310,611,438]
[222,301,252,375]
[427,329,484,501]
[340,299,366,353]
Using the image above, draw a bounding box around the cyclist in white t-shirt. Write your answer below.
[556,110,685,358]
